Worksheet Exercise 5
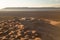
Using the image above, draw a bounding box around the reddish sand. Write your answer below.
[44,19,60,26]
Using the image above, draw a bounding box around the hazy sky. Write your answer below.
[0,0,60,9]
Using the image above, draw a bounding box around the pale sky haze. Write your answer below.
[0,0,60,9]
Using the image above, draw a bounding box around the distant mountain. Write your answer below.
[4,7,60,9]
[0,7,60,11]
